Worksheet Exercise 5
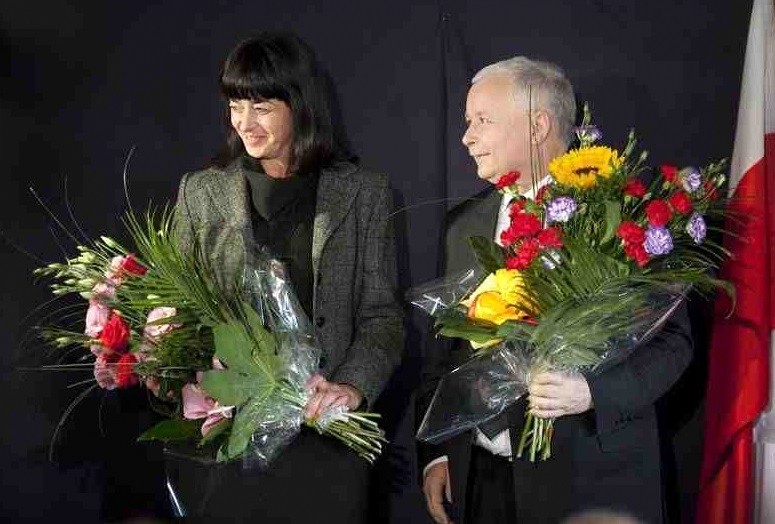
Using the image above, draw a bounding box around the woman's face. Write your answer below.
[229,98,294,176]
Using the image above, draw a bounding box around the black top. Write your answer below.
[240,155,318,317]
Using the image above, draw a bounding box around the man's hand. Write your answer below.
[423,461,453,524]
[304,374,363,420]
[528,371,593,418]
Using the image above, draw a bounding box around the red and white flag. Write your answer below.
[697,0,775,522]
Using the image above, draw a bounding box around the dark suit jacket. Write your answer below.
[418,186,693,523]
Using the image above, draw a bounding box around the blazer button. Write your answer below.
[315,316,326,327]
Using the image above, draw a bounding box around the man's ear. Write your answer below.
[531,110,552,145]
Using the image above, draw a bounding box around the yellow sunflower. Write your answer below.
[548,146,622,189]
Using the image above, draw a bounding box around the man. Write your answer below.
[418,57,692,523]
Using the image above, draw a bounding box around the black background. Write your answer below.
[1,1,751,521]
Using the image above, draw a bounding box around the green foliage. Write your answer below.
[469,235,505,274]
[138,419,201,442]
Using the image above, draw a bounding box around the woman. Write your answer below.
[165,32,404,522]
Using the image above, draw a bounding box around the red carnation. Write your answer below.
[535,185,550,203]
[536,227,563,249]
[121,254,147,276]
[616,221,646,245]
[99,312,131,354]
[511,213,543,237]
[644,199,672,227]
[624,242,650,267]
[668,191,693,215]
[114,353,139,389]
[500,213,542,246]
[508,198,526,218]
[660,165,679,184]
[623,178,647,198]
[495,171,520,190]
[506,238,541,270]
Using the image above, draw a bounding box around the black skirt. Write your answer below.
[165,427,370,522]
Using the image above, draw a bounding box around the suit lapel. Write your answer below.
[460,187,501,241]
[311,163,360,276]
[447,187,501,275]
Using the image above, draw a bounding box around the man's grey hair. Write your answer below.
[472,56,576,146]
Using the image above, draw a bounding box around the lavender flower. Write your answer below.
[644,226,674,256]
[686,213,707,244]
[681,167,702,193]
[575,125,602,145]
[546,196,577,223]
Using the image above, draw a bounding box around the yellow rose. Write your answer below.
[493,268,525,305]
[467,291,526,325]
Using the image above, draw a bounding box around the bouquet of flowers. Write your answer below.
[410,106,731,461]
[35,207,385,465]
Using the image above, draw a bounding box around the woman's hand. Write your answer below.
[304,373,364,420]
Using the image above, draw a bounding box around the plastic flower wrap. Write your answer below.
[410,105,732,461]
[34,208,385,466]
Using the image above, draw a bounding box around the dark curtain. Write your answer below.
[0,1,750,522]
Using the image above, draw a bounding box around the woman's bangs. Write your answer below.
[220,55,285,102]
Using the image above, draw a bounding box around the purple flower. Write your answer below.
[681,167,702,193]
[644,226,674,256]
[686,213,707,244]
[546,196,577,223]
[575,125,602,144]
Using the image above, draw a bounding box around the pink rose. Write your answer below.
[105,256,126,286]
[143,307,179,341]
[91,281,116,301]
[94,354,117,390]
[84,302,110,338]
[182,382,233,437]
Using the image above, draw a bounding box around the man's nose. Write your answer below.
[462,125,475,147]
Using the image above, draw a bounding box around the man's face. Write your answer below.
[462,74,532,184]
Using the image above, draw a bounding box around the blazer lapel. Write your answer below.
[201,163,253,287]
[311,163,360,276]
[203,163,252,228]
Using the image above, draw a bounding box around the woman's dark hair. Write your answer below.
[213,32,352,172]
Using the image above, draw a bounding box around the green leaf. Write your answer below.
[438,324,499,344]
[468,236,505,274]
[137,419,201,442]
[241,303,277,360]
[213,321,264,375]
[225,391,274,459]
[601,200,621,244]
[201,369,274,407]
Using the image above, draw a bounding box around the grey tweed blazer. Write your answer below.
[173,160,404,406]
